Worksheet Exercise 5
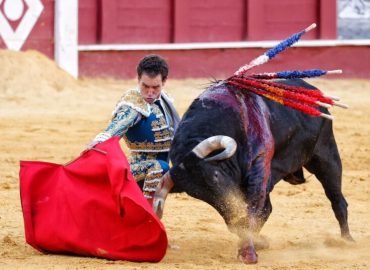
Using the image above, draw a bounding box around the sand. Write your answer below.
[0,49,369,270]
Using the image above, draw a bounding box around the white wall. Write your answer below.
[54,0,78,78]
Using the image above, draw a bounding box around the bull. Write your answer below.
[153,78,353,264]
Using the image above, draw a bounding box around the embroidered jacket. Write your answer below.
[93,89,180,153]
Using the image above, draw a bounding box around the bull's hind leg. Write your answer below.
[305,137,353,241]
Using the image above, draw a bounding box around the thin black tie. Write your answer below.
[154,100,165,115]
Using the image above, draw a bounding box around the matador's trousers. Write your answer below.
[129,152,169,201]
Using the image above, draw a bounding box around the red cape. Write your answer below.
[19,137,167,262]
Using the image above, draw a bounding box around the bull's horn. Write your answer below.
[192,135,237,161]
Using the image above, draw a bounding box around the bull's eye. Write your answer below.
[212,170,220,184]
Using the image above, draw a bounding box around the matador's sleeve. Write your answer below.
[92,105,142,144]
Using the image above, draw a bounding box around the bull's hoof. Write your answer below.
[342,233,355,242]
[237,245,258,264]
[152,197,164,219]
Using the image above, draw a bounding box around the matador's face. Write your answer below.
[138,73,166,104]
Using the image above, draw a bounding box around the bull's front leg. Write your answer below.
[238,155,271,264]
[152,172,174,219]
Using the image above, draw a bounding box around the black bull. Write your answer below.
[164,79,353,263]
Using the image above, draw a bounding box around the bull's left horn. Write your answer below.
[192,135,237,161]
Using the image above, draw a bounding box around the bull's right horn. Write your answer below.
[192,135,237,161]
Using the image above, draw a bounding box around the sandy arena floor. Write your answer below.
[0,50,369,269]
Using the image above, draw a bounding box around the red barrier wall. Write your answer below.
[79,45,370,79]
[78,0,336,45]
[3,0,370,79]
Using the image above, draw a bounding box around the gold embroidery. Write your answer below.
[147,171,162,180]
[120,90,151,116]
[154,129,173,141]
[130,158,163,180]
[128,154,168,198]
[118,93,175,152]
[151,105,162,115]
[151,118,167,130]
[130,153,157,161]
[124,138,172,152]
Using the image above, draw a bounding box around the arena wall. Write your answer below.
[1,0,369,79]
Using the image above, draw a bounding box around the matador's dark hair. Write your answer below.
[137,55,169,81]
